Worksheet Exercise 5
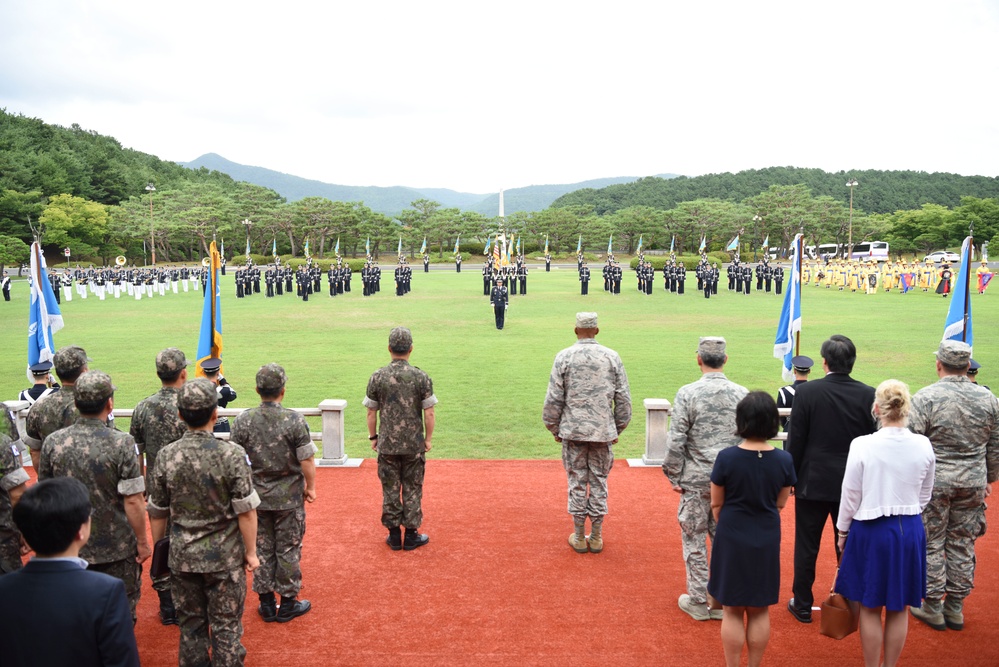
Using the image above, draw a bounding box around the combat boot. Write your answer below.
[587,522,603,554]
[157,590,178,626]
[678,594,711,621]
[568,520,587,553]
[943,596,965,631]
[403,528,429,551]
[386,526,402,551]
[277,596,312,623]
[257,592,277,623]
[910,598,946,631]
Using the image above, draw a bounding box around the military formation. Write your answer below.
[800,257,993,296]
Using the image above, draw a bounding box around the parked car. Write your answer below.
[924,250,961,263]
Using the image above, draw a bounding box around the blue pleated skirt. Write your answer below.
[836,514,926,611]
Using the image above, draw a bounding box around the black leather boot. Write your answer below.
[277,596,312,623]
[258,592,277,623]
[386,526,402,551]
[403,528,429,551]
[158,590,178,626]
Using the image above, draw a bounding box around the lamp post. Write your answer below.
[145,183,156,266]
[846,179,858,260]
[242,218,252,260]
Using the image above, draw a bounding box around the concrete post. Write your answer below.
[642,398,672,466]
[317,399,348,466]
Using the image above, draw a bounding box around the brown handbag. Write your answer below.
[819,567,859,639]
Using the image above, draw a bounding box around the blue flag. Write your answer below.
[636,235,643,254]
[196,241,223,377]
[726,235,739,251]
[366,237,370,255]
[27,242,64,379]
[607,235,613,254]
[420,237,427,254]
[943,236,973,346]
[484,236,491,254]
[272,238,277,258]
[576,235,582,254]
[454,235,460,254]
[334,237,340,256]
[698,235,706,253]
[774,234,803,382]
[669,236,675,253]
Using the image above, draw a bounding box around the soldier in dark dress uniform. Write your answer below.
[579,262,590,295]
[200,358,237,434]
[490,278,508,329]
[776,355,813,430]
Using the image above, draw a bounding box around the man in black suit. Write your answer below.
[0,477,140,667]
[785,334,876,623]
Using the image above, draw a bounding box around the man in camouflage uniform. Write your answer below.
[909,340,999,631]
[231,363,316,623]
[37,370,151,620]
[130,347,190,625]
[0,429,29,574]
[23,345,90,469]
[147,379,260,667]
[364,327,437,551]
[663,337,747,620]
[543,312,632,554]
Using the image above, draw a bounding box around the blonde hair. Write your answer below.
[875,379,911,425]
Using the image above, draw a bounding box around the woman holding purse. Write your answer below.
[836,380,935,667]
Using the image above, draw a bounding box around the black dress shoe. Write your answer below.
[403,530,429,551]
[258,602,277,623]
[787,598,812,624]
[276,598,312,623]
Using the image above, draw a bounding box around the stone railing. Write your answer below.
[635,399,790,466]
[3,398,353,467]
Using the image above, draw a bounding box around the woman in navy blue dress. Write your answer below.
[708,392,796,667]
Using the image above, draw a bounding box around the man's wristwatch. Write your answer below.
[368,435,378,440]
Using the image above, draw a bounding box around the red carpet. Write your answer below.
[133,460,999,666]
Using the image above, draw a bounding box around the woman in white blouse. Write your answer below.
[836,379,935,667]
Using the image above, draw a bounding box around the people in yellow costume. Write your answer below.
[881,261,894,292]
[977,260,993,294]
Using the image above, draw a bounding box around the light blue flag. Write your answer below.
[516,236,521,254]
[272,238,277,258]
[636,235,643,254]
[577,235,582,253]
[669,236,675,253]
[762,234,769,249]
[698,235,706,253]
[334,237,340,256]
[27,242,64,379]
[607,235,613,254]
[420,237,427,254]
[544,235,549,254]
[453,235,460,254]
[773,234,803,382]
[196,241,223,377]
[943,236,974,346]
[484,236,491,254]
[366,237,370,255]
[726,235,740,251]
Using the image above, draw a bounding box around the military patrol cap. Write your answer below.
[200,357,223,374]
[576,312,598,329]
[792,355,814,372]
[389,327,413,351]
[53,346,90,377]
[29,360,53,376]
[936,340,972,368]
[74,370,116,404]
[969,358,981,374]
[698,336,727,356]
[156,348,190,375]
[179,378,218,411]
[256,363,287,393]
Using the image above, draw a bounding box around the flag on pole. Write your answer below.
[669,236,675,254]
[762,234,769,250]
[27,242,64,380]
[636,235,643,254]
[607,235,613,255]
[245,236,251,258]
[454,235,460,254]
[420,237,427,254]
[484,236,491,255]
[576,235,582,254]
[272,238,277,259]
[220,238,225,257]
[698,235,706,253]
[365,237,371,255]
[978,272,993,293]
[943,236,974,346]
[494,233,503,267]
[195,241,223,378]
[774,234,803,382]
[304,239,310,258]
[726,235,740,251]
[516,235,521,255]
[506,233,513,264]
[544,235,549,254]
[334,237,340,256]
[397,236,403,257]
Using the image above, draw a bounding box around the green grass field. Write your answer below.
[1,266,992,459]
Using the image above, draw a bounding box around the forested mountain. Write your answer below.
[552,167,999,216]
[180,153,673,216]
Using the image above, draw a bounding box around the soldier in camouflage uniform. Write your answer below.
[543,312,632,554]
[0,431,29,574]
[663,337,748,620]
[23,345,90,469]
[364,327,437,551]
[147,379,260,667]
[129,347,190,625]
[909,340,999,631]
[231,363,316,623]
[37,370,151,620]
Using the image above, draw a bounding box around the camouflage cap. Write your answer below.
[178,378,218,411]
[74,370,116,404]
[936,340,972,368]
[53,346,90,376]
[256,363,286,393]
[389,327,413,352]
[156,348,190,375]
[576,312,598,329]
[698,336,727,357]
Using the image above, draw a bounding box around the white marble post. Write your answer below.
[640,398,672,466]
[317,399,349,466]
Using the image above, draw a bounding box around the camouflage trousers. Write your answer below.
[0,532,23,574]
[173,568,247,667]
[378,452,425,530]
[90,558,141,622]
[253,506,306,598]
[677,486,716,605]
[562,440,614,522]
[922,487,988,600]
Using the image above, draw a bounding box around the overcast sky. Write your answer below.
[2,0,997,194]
